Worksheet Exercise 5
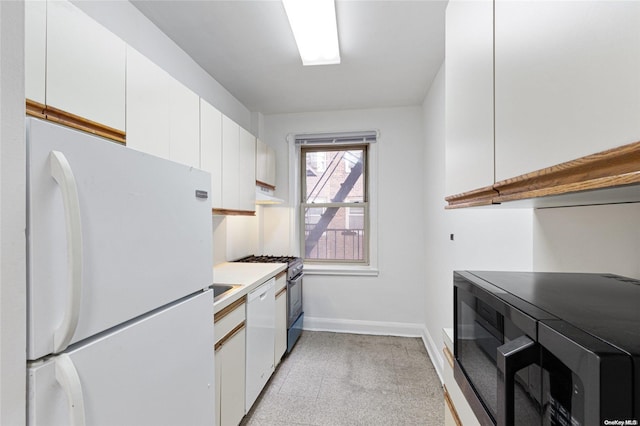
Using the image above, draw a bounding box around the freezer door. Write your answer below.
[28,290,215,426]
[26,118,212,360]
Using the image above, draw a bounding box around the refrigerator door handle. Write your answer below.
[50,150,83,354]
[55,354,86,426]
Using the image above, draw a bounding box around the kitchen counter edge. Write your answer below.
[212,262,287,314]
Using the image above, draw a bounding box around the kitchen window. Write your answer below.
[296,131,376,267]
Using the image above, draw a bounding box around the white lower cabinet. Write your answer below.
[274,272,287,366]
[214,298,247,426]
[443,328,480,426]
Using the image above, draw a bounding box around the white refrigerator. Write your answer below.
[25,118,215,426]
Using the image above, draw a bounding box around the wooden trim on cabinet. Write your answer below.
[26,99,46,119]
[44,105,126,144]
[444,185,498,209]
[25,100,126,144]
[494,140,640,202]
[256,180,276,191]
[212,208,256,216]
[275,286,287,298]
[444,385,463,426]
[214,321,245,351]
[445,140,640,208]
[443,346,454,369]
[214,296,246,323]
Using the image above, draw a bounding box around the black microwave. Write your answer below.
[453,271,639,426]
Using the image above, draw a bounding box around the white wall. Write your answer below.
[421,63,533,380]
[533,203,640,278]
[0,1,26,423]
[72,1,253,132]
[262,106,429,335]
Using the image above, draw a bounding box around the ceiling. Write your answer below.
[131,0,447,115]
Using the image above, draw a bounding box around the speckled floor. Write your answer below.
[241,331,444,426]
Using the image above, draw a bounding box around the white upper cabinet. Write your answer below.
[25,0,46,105]
[256,139,277,189]
[126,46,200,168]
[239,127,257,212]
[219,115,256,213]
[494,0,640,181]
[46,0,126,131]
[126,47,171,158]
[445,0,494,196]
[221,115,240,210]
[200,99,223,209]
[168,78,200,168]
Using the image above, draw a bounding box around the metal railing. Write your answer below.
[304,228,364,260]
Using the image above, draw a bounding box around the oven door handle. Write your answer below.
[497,335,538,426]
[289,273,304,284]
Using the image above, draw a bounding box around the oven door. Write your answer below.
[454,272,542,426]
[287,273,303,327]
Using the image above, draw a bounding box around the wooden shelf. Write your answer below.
[445,185,498,209]
[445,140,640,208]
[212,208,256,216]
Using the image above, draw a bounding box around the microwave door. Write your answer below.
[538,321,633,426]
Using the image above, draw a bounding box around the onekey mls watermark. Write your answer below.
[603,420,638,425]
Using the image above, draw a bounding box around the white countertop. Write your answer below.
[212,262,287,313]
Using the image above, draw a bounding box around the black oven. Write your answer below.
[454,271,639,426]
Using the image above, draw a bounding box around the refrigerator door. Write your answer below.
[26,118,212,360]
[28,290,215,426]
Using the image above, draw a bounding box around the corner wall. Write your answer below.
[421,63,533,381]
[262,106,428,335]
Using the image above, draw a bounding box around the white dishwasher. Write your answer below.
[245,277,275,412]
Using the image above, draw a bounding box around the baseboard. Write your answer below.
[302,316,424,337]
[421,327,445,385]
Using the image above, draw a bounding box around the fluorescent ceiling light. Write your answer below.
[282,0,341,66]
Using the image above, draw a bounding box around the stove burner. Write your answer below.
[236,255,300,265]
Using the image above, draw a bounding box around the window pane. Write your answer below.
[304,206,365,261]
[304,149,365,203]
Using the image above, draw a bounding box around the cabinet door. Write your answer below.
[125,46,171,158]
[221,115,240,210]
[239,126,257,212]
[274,287,287,365]
[25,0,46,105]
[445,0,494,196]
[200,99,223,209]
[256,139,277,188]
[495,0,640,181]
[168,77,200,168]
[214,347,222,426]
[46,0,125,131]
[219,328,246,426]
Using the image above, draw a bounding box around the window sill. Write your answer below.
[303,264,379,277]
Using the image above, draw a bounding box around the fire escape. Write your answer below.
[305,151,363,257]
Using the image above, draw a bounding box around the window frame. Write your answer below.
[300,144,370,265]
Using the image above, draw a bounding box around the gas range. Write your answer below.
[235,255,303,281]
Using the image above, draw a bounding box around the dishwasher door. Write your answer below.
[245,278,275,412]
